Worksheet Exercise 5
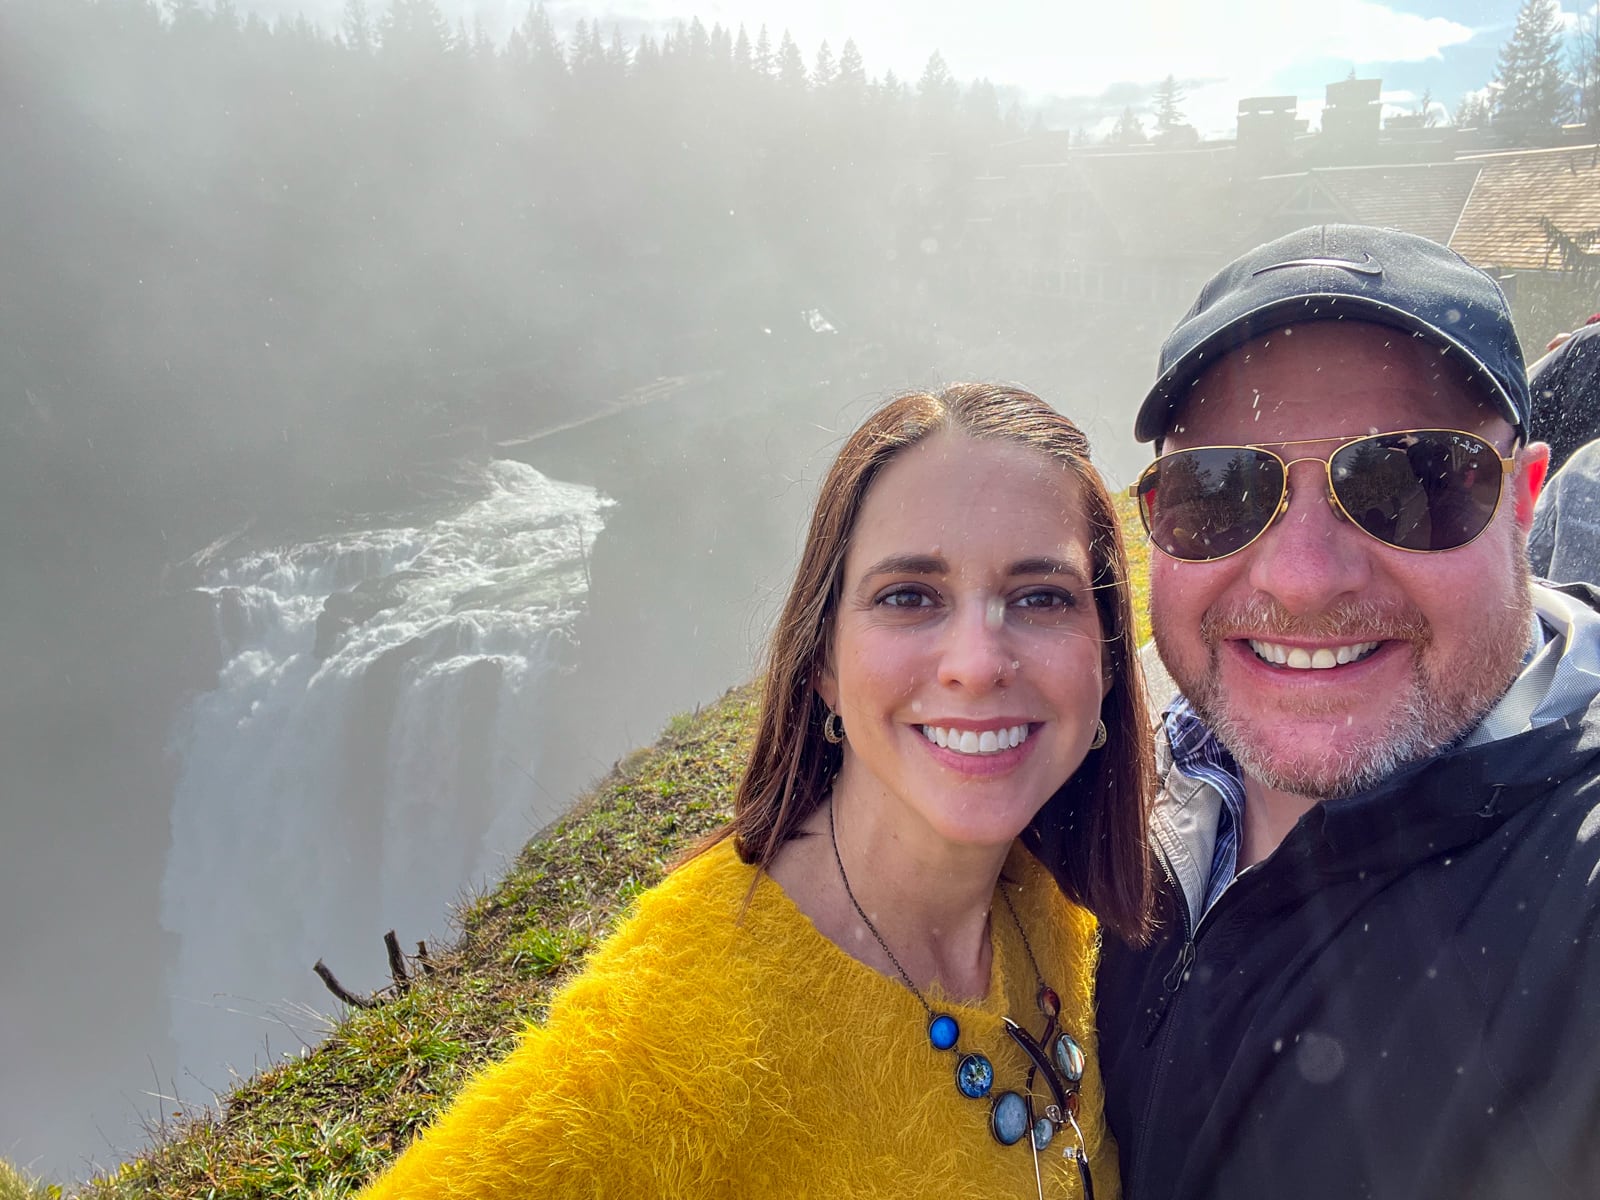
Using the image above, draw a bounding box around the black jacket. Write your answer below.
[1529,321,1600,475]
[1100,660,1600,1198]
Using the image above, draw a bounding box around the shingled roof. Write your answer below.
[1245,161,1482,246]
[1450,144,1600,271]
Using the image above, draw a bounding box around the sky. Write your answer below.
[231,0,1595,136]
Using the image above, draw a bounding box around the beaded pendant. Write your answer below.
[921,982,1088,1151]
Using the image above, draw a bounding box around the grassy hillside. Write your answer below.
[70,687,758,1200]
[18,496,1151,1198]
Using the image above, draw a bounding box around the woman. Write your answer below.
[358,383,1154,1199]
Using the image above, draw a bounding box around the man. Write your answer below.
[1527,319,1600,585]
[1528,313,1600,475]
[1099,224,1600,1200]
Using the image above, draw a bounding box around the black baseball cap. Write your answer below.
[1135,224,1531,443]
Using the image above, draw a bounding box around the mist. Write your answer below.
[0,0,1373,1183]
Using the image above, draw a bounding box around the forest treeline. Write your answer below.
[5,0,1592,535]
[1,0,1017,531]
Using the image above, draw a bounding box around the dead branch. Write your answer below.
[384,929,411,993]
[313,958,378,1009]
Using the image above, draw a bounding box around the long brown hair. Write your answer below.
[711,382,1154,942]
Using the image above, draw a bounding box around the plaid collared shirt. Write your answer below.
[1164,697,1246,918]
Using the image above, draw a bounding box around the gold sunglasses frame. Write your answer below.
[1130,428,1518,563]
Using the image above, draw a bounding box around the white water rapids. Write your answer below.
[159,459,611,1084]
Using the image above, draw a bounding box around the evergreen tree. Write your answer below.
[339,0,373,55]
[633,33,658,73]
[379,0,451,61]
[732,24,751,71]
[838,38,866,89]
[517,2,563,75]
[917,50,959,118]
[753,25,773,76]
[812,40,836,89]
[1574,2,1600,127]
[1456,91,1492,127]
[687,17,710,60]
[1110,105,1147,144]
[1492,0,1570,138]
[963,78,1001,131]
[569,18,603,74]
[469,13,494,61]
[777,30,806,89]
[1153,74,1186,132]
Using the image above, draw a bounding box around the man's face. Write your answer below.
[1149,320,1548,800]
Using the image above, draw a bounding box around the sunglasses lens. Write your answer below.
[1330,430,1504,551]
[1137,447,1285,561]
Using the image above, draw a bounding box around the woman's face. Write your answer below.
[817,431,1110,850]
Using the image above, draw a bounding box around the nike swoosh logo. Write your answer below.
[1252,253,1384,277]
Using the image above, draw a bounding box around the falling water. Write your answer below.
[159,460,611,1083]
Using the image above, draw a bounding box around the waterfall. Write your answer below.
[159,459,611,1083]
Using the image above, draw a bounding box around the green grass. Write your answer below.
[69,685,758,1200]
[43,511,1157,1198]
[0,1161,59,1200]
[1116,491,1154,648]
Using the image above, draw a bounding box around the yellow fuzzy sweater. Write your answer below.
[359,838,1119,1199]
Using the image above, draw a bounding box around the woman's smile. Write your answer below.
[817,430,1111,851]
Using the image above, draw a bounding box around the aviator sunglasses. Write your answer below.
[1132,428,1518,563]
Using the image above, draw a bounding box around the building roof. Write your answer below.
[1450,144,1600,270]
[1308,162,1482,245]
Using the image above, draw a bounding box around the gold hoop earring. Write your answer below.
[823,711,846,745]
[1088,719,1107,750]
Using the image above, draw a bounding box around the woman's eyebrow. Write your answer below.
[1010,556,1087,582]
[860,553,947,577]
[858,554,1088,582]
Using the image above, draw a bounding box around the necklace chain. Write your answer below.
[825,798,1095,1198]
[826,799,1048,1016]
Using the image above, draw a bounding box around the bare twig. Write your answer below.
[384,930,411,993]
[313,959,378,1009]
[416,940,436,975]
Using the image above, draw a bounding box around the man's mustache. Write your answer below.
[1199,595,1430,646]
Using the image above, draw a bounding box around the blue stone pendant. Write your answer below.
[955,1052,994,1098]
[990,1090,1029,1145]
[928,1013,960,1051]
[1032,1116,1055,1151]
[1054,1032,1086,1083]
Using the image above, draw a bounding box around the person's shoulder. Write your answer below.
[1552,438,1600,481]
[579,838,758,974]
[1006,842,1101,970]
[1532,320,1600,378]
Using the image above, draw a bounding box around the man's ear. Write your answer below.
[1513,441,1551,529]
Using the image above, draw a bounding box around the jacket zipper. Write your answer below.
[1142,853,1196,1046]
[1127,850,1197,1200]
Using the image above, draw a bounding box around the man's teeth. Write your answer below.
[920,724,1032,754]
[1248,639,1380,669]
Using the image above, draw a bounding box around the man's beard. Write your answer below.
[1165,575,1534,802]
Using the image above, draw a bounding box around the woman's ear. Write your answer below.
[814,662,839,713]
